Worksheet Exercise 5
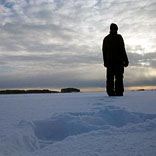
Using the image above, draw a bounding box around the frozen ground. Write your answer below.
[0,91,156,156]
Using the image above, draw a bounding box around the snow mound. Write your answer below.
[0,121,39,156]
[32,106,156,147]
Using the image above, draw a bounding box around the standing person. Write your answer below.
[102,23,129,96]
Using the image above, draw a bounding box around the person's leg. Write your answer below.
[106,67,115,96]
[115,66,124,96]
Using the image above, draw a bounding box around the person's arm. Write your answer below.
[102,38,108,67]
[120,35,129,67]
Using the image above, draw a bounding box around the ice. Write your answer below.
[0,91,156,156]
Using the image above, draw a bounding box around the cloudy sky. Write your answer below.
[0,0,156,91]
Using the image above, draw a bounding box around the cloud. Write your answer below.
[127,52,156,68]
[0,0,156,89]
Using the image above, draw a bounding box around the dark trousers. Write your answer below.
[106,66,124,96]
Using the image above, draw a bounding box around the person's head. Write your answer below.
[110,23,118,34]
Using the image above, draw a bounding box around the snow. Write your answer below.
[0,91,156,156]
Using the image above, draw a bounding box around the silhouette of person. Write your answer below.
[102,23,129,96]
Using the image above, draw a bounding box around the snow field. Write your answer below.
[0,91,156,156]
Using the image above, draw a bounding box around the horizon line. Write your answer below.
[0,85,156,93]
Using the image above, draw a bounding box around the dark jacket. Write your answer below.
[102,32,129,67]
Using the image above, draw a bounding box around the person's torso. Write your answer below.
[105,34,123,66]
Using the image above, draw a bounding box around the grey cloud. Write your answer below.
[0,65,155,89]
[127,52,156,68]
[125,79,156,88]
[0,63,104,89]
[1,52,101,66]
[0,23,77,52]
[0,75,104,89]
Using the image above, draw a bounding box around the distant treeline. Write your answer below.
[0,89,59,94]
[0,88,80,94]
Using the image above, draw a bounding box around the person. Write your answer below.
[102,23,129,96]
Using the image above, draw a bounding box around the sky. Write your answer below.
[0,0,156,91]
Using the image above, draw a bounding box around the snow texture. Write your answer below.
[0,91,156,156]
